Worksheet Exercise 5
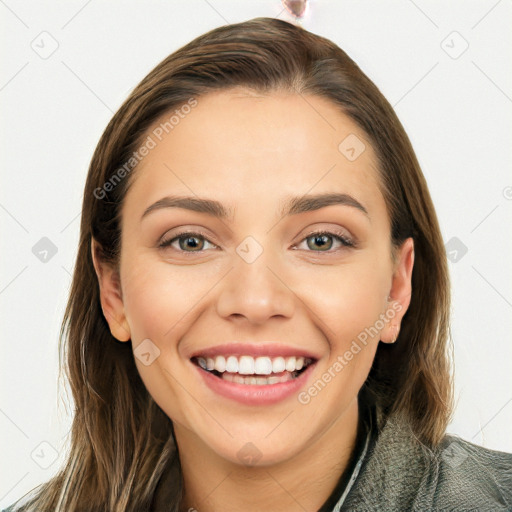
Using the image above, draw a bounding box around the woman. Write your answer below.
[5,17,512,512]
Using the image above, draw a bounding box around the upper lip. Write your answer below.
[189,342,320,360]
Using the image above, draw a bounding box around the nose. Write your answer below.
[216,245,295,325]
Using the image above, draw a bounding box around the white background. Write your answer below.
[1,0,511,507]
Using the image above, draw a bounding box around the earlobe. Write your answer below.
[381,238,415,344]
[91,238,131,342]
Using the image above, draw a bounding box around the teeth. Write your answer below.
[272,356,286,373]
[254,357,273,375]
[285,357,296,372]
[221,372,294,385]
[225,356,238,373]
[238,355,254,374]
[196,354,310,374]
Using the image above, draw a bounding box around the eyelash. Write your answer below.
[158,229,356,254]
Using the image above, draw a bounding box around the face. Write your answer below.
[93,88,413,467]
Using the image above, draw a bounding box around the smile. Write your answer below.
[191,354,318,405]
[193,354,314,383]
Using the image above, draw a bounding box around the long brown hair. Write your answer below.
[12,17,452,512]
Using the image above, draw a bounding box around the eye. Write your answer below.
[295,229,355,253]
[159,231,217,253]
[158,229,355,254]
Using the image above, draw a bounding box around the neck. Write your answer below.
[175,399,359,512]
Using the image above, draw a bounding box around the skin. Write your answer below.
[92,88,414,512]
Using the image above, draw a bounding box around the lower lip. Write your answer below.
[193,362,317,406]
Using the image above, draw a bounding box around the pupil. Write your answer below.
[181,236,202,251]
[309,234,331,251]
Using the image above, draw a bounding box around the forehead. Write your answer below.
[123,89,385,222]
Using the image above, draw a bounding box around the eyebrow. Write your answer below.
[141,192,369,221]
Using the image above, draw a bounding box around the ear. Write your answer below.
[91,238,131,342]
[381,237,414,344]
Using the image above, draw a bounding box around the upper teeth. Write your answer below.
[196,355,310,375]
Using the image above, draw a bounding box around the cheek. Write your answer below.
[120,258,214,342]
[300,258,390,397]
[301,259,390,344]
[119,259,212,426]
[298,265,387,409]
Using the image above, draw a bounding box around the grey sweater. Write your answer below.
[331,406,512,511]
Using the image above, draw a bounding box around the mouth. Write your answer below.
[191,354,316,385]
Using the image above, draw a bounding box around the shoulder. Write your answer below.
[342,411,512,511]
[432,434,512,510]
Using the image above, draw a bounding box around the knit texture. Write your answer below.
[341,408,512,511]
